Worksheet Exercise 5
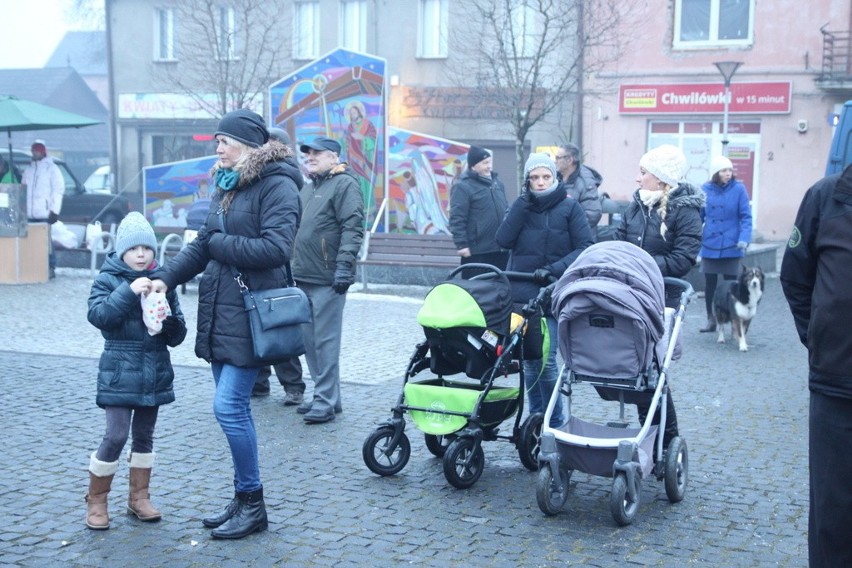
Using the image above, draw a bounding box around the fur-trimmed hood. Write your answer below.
[310,161,359,184]
[210,139,296,189]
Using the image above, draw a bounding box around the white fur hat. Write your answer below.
[639,144,687,187]
[711,155,733,174]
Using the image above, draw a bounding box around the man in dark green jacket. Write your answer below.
[292,137,365,424]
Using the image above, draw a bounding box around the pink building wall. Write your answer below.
[583,0,851,240]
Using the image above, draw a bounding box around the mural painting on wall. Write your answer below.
[387,127,469,235]
[269,48,386,228]
[142,155,217,232]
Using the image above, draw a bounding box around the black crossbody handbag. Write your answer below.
[218,212,311,361]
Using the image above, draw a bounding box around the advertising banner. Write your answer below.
[142,155,216,232]
[620,82,792,115]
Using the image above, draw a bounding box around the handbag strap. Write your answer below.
[216,210,296,289]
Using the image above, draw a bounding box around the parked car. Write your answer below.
[9,149,131,228]
[83,165,112,194]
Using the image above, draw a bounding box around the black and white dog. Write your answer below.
[712,265,765,352]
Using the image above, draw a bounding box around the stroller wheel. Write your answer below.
[424,433,455,458]
[362,427,410,476]
[517,413,544,471]
[609,473,640,526]
[442,437,485,489]
[664,436,688,503]
[536,462,572,515]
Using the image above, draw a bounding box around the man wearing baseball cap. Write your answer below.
[23,141,65,278]
[291,137,364,424]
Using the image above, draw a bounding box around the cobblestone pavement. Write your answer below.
[0,267,809,567]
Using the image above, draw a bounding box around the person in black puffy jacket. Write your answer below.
[615,144,704,450]
[496,152,594,428]
[151,109,302,540]
[781,164,852,567]
[85,212,187,531]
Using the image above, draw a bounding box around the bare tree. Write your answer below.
[449,0,630,188]
[158,0,290,119]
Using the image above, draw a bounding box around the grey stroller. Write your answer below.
[535,241,693,526]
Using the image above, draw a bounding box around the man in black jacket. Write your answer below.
[449,145,509,274]
[781,164,852,567]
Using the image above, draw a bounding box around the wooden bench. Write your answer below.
[357,232,460,287]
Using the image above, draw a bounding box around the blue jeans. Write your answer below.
[211,362,261,492]
[523,315,564,428]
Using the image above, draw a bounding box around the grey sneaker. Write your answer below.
[297,402,342,414]
[282,391,304,406]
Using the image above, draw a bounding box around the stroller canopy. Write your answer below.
[552,241,667,373]
[417,276,513,336]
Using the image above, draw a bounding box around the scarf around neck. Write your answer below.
[215,168,240,191]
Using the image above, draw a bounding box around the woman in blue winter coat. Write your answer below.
[698,155,752,332]
[496,153,594,428]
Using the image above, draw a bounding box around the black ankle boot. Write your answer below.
[210,487,268,539]
[699,317,716,333]
[202,493,239,528]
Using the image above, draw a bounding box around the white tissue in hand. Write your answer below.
[141,292,172,336]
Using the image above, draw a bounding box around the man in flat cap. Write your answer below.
[291,137,364,424]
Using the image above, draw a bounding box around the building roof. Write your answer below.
[45,31,107,76]
[0,68,108,154]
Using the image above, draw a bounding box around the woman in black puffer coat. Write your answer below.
[152,110,302,540]
[496,152,594,429]
[615,144,704,451]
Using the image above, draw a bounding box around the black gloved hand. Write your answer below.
[47,211,59,224]
[160,315,182,337]
[332,262,355,294]
[533,268,552,285]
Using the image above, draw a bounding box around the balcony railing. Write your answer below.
[817,27,852,92]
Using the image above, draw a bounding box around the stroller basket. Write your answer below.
[556,417,658,477]
[404,378,519,435]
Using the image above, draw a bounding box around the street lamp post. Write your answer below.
[714,61,743,157]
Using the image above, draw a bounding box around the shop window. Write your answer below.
[674,0,753,49]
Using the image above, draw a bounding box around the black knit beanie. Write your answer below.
[466,145,490,169]
[215,109,269,148]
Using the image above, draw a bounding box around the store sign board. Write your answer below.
[118,93,262,120]
[619,82,791,115]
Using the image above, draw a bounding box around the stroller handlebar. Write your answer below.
[663,277,695,306]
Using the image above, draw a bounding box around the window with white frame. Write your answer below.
[340,0,367,52]
[217,6,238,60]
[294,1,320,60]
[508,0,539,58]
[417,0,447,58]
[154,7,175,61]
[674,0,753,48]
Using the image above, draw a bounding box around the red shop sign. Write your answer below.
[619,82,791,115]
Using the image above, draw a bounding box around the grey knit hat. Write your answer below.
[524,152,558,180]
[115,212,157,258]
